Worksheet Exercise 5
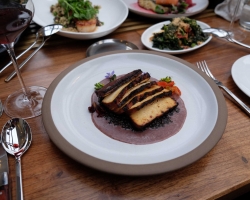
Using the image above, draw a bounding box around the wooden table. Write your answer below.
[1,9,250,200]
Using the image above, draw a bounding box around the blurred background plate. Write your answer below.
[31,0,128,40]
[122,0,208,19]
[141,20,212,54]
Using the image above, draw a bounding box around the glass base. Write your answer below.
[218,26,247,42]
[3,86,47,119]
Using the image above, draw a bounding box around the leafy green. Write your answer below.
[152,17,209,50]
[94,83,103,90]
[58,0,99,21]
[160,76,172,83]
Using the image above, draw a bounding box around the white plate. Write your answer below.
[122,0,208,19]
[141,20,212,54]
[231,55,250,97]
[42,50,227,175]
[31,0,128,40]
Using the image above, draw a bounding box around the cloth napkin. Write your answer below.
[215,0,242,22]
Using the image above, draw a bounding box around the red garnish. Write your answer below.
[157,81,175,88]
[172,86,181,96]
[157,80,181,96]
[13,143,19,148]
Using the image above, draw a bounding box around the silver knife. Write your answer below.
[0,142,10,200]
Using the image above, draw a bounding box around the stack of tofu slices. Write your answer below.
[95,69,178,129]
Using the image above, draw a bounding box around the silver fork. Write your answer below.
[197,61,250,117]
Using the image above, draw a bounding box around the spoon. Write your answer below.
[203,28,250,49]
[5,24,63,82]
[1,118,32,200]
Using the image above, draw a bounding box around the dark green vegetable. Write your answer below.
[94,83,104,90]
[58,0,99,21]
[151,17,209,50]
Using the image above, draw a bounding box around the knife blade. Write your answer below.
[0,142,10,200]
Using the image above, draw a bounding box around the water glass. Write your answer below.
[239,0,250,29]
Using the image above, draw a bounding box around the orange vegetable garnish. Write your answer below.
[155,0,179,6]
[157,78,181,96]
[172,86,181,96]
[157,81,175,88]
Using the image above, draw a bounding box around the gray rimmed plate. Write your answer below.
[86,39,139,57]
[42,50,227,176]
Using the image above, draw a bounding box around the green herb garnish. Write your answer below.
[94,83,103,90]
[160,76,172,83]
[58,0,99,21]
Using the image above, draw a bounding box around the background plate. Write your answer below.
[231,55,250,97]
[31,0,128,40]
[141,20,212,54]
[42,50,227,175]
[122,0,208,19]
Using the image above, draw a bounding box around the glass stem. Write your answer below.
[229,0,241,30]
[4,42,31,100]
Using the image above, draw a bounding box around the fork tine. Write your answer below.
[197,61,209,77]
[197,61,204,71]
[201,61,215,79]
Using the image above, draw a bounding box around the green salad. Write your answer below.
[151,17,209,50]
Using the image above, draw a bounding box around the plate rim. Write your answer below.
[122,0,209,19]
[42,50,227,175]
[231,54,250,97]
[141,20,212,54]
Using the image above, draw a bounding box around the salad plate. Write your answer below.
[231,55,250,97]
[141,20,212,54]
[42,50,227,176]
[31,0,128,40]
[122,0,209,19]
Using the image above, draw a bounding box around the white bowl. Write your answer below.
[31,0,128,40]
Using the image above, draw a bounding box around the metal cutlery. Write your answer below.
[197,60,250,117]
[0,31,40,75]
[1,118,32,200]
[0,132,10,199]
[203,28,250,49]
[4,24,62,82]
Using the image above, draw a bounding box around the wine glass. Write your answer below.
[228,0,248,42]
[0,0,46,119]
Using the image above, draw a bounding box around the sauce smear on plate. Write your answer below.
[91,93,187,145]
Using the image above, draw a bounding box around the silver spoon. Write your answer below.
[203,28,250,49]
[5,24,63,82]
[1,118,32,200]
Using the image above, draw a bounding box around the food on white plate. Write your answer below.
[151,17,209,50]
[138,0,195,14]
[50,0,103,33]
[89,69,186,145]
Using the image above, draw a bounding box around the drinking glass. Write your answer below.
[228,0,250,42]
[0,0,46,119]
[238,0,250,30]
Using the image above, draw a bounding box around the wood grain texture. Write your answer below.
[1,10,250,200]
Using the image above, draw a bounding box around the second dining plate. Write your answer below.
[122,0,209,19]
[231,55,250,97]
[31,0,128,40]
[42,50,227,176]
[141,20,212,54]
